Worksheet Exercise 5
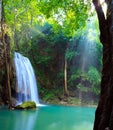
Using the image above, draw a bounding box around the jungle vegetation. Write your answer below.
[2,0,113,129]
[0,0,102,107]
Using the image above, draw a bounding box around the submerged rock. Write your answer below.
[15,101,37,109]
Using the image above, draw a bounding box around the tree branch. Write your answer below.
[93,0,107,43]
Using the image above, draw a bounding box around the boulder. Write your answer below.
[15,101,37,109]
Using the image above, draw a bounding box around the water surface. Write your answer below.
[0,105,95,130]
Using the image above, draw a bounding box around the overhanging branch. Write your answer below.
[93,0,107,43]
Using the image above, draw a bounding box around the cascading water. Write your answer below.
[14,52,39,105]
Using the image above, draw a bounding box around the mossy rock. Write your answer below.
[15,101,37,109]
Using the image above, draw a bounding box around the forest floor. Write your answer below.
[0,96,97,107]
[39,89,98,107]
[41,95,98,107]
[0,89,98,107]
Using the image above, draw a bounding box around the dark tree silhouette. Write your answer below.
[93,0,113,130]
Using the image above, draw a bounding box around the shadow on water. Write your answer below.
[0,105,95,130]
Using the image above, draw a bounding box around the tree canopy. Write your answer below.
[4,0,91,39]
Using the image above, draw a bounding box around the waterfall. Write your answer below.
[14,52,39,105]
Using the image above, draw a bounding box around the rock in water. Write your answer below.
[15,101,37,109]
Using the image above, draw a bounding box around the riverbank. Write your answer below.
[0,91,98,107]
[40,95,98,107]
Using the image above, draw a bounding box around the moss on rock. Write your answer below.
[15,101,37,109]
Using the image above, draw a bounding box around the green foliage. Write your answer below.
[69,65,101,95]
[77,83,89,92]
[4,0,91,43]
[37,0,90,36]
[69,70,86,83]
[66,49,78,61]
[87,67,101,95]
[43,92,55,101]
[87,67,101,85]
[2,0,102,104]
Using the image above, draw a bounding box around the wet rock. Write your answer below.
[15,101,37,109]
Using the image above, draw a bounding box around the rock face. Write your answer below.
[15,101,37,109]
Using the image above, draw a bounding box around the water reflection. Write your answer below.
[34,106,95,130]
[14,110,38,130]
[0,106,95,130]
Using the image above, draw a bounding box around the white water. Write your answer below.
[14,52,39,105]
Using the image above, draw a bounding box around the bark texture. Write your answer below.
[0,0,11,107]
[93,0,113,130]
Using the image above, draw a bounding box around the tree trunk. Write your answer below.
[0,0,12,108]
[93,0,113,130]
[64,56,69,96]
[79,90,82,104]
[2,31,12,108]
